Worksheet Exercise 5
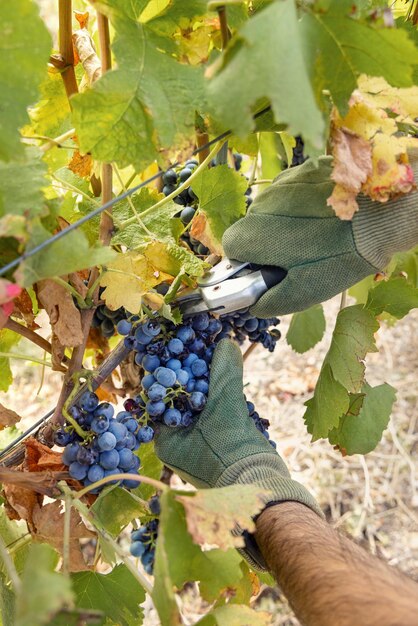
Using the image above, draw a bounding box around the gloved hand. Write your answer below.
[154,339,322,568]
[223,153,418,318]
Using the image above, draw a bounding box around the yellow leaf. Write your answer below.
[100,252,171,313]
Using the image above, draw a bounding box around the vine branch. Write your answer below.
[58,0,78,101]
[5,318,69,365]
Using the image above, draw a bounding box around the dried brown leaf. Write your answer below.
[0,403,22,429]
[68,150,93,178]
[51,334,67,372]
[327,126,373,220]
[13,288,36,328]
[190,212,222,255]
[176,485,270,551]
[3,480,42,530]
[24,437,66,472]
[32,500,94,572]
[37,279,83,347]
[72,28,101,85]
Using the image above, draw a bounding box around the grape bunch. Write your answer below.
[92,289,127,338]
[119,309,279,442]
[161,152,252,257]
[56,308,279,490]
[291,136,307,167]
[54,390,152,490]
[130,496,160,574]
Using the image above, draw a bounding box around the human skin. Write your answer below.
[255,502,418,626]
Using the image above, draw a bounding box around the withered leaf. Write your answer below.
[24,437,66,472]
[37,278,83,347]
[0,402,22,429]
[176,485,270,551]
[32,500,95,572]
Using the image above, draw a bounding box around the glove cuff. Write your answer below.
[353,152,418,269]
[215,453,323,571]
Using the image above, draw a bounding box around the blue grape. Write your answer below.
[108,420,128,442]
[162,169,177,185]
[69,462,88,481]
[91,415,109,434]
[142,354,160,372]
[118,448,135,470]
[100,449,120,470]
[135,328,153,345]
[180,206,196,225]
[62,442,80,465]
[149,496,161,515]
[189,392,207,411]
[179,167,192,182]
[166,358,181,371]
[53,429,72,447]
[181,411,193,427]
[244,318,259,332]
[88,464,105,482]
[176,369,189,386]
[77,446,97,465]
[125,432,139,450]
[163,408,182,427]
[167,338,184,355]
[191,358,207,377]
[79,391,99,412]
[183,353,199,368]
[148,383,167,402]
[94,402,114,420]
[192,313,209,331]
[142,374,156,390]
[142,320,161,337]
[116,319,132,335]
[194,379,209,394]
[176,326,195,344]
[137,426,154,443]
[185,379,196,392]
[98,431,117,451]
[130,541,146,558]
[155,368,177,388]
[146,401,166,417]
[123,417,139,433]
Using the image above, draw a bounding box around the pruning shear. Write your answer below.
[175,257,287,317]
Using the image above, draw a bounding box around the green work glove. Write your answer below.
[223,153,418,317]
[154,339,322,569]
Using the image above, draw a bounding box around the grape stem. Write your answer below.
[121,140,226,228]
[74,473,167,500]
[5,318,69,366]
[0,533,21,592]
[0,352,52,367]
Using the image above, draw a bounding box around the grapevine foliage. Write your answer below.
[0,0,417,624]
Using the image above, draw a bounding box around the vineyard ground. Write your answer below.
[3,295,418,625]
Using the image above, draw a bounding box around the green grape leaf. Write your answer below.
[0,574,15,626]
[303,363,350,440]
[366,278,418,319]
[16,544,73,626]
[153,491,245,626]
[300,0,418,114]
[134,442,163,501]
[286,304,326,354]
[16,222,116,288]
[0,0,51,161]
[0,330,21,392]
[142,240,209,278]
[206,0,325,151]
[190,165,247,255]
[72,1,204,171]
[195,604,272,626]
[112,188,181,249]
[100,251,172,313]
[325,305,379,393]
[23,69,71,139]
[176,484,269,550]
[304,305,381,440]
[329,383,396,455]
[0,506,29,575]
[71,564,145,626]
[91,487,147,537]
[0,149,48,223]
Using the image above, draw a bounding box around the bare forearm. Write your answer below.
[255,502,418,626]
